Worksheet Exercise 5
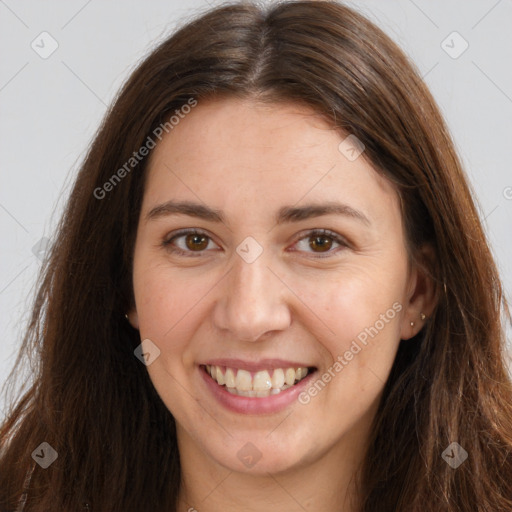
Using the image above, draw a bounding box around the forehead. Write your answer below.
[142,98,400,229]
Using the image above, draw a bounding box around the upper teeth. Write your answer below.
[205,365,310,395]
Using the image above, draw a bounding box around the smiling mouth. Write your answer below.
[201,364,316,397]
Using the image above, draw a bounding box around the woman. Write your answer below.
[1,1,511,511]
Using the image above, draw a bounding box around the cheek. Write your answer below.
[296,262,405,385]
[303,260,404,335]
[132,261,207,358]
[132,263,210,415]
[291,274,403,430]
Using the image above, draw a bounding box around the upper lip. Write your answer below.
[200,358,316,372]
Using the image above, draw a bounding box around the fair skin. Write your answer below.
[128,98,436,512]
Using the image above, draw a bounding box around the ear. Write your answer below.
[126,307,140,330]
[400,245,438,340]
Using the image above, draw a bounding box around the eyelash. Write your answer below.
[161,228,349,259]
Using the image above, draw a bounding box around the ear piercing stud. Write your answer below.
[411,312,427,327]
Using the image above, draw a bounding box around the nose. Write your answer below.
[212,250,292,342]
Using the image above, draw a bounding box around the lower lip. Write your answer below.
[199,365,317,415]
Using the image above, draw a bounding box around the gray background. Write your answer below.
[1,0,511,415]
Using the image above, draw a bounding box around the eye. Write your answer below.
[290,229,349,258]
[162,229,219,257]
[162,228,349,258]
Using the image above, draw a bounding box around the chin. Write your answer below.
[203,432,313,475]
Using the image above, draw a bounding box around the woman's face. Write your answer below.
[129,98,427,475]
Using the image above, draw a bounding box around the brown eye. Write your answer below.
[162,229,218,257]
[163,228,347,259]
[309,235,333,252]
[293,229,348,258]
[185,233,209,251]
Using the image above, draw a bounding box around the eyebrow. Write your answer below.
[145,200,370,226]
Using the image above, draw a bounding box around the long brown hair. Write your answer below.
[1,2,511,511]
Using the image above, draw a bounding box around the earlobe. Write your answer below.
[125,309,140,330]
